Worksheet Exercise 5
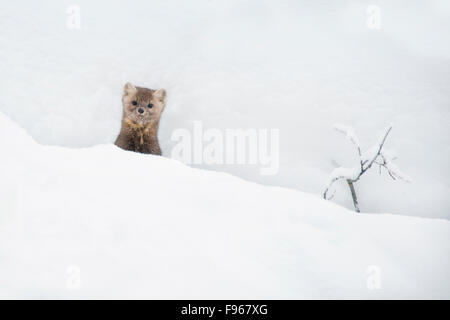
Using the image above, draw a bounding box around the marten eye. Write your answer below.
[132,101,137,106]
[148,103,153,108]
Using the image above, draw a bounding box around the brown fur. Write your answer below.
[115,83,166,155]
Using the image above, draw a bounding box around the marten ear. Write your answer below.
[124,82,137,96]
[154,89,166,103]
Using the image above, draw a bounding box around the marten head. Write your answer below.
[122,82,166,126]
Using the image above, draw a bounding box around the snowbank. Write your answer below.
[0,112,448,299]
[0,0,449,218]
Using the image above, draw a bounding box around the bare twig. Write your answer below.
[347,179,360,213]
[353,126,392,182]
[323,125,409,213]
[323,174,348,200]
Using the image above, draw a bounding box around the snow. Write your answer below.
[0,0,449,298]
[325,166,359,195]
[333,124,361,155]
[0,0,449,218]
[0,112,449,299]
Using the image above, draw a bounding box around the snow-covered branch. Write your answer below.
[323,124,411,212]
[333,124,363,171]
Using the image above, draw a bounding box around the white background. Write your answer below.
[1,0,449,217]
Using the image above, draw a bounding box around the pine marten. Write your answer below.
[115,82,166,155]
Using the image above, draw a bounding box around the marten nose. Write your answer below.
[138,108,144,114]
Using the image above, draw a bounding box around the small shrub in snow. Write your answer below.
[324,124,411,212]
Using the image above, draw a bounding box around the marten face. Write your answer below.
[122,82,166,126]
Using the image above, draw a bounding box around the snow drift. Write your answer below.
[0,112,449,299]
[0,0,449,218]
